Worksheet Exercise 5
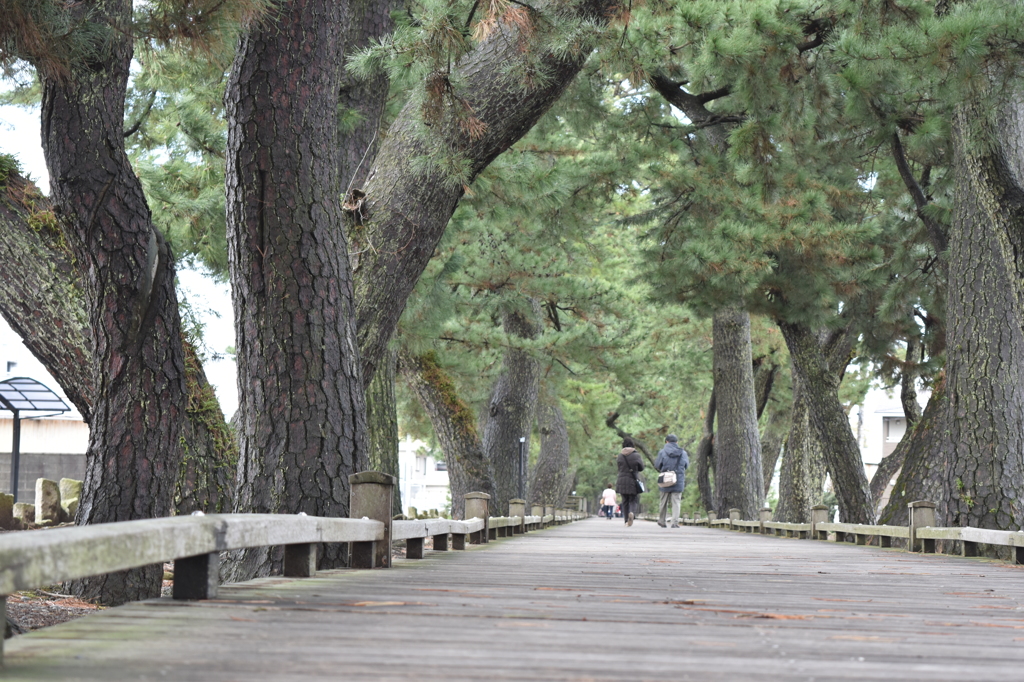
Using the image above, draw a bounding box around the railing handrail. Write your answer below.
[0,513,383,596]
[668,500,1024,565]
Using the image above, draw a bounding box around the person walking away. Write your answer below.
[615,438,645,527]
[600,484,617,520]
[654,434,689,528]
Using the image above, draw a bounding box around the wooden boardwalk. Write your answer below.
[5,517,1024,681]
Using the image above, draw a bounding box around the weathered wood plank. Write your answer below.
[0,515,383,595]
[6,519,1024,681]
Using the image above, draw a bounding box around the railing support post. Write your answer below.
[728,508,741,530]
[284,543,317,577]
[350,471,396,569]
[406,537,425,559]
[810,505,829,540]
[465,492,490,544]
[173,552,219,600]
[433,532,449,551]
[908,500,937,553]
[509,499,526,534]
[531,505,544,529]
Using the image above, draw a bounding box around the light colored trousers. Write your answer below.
[658,490,682,526]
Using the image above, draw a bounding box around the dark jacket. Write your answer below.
[654,442,689,494]
[615,448,645,495]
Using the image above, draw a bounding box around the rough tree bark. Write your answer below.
[753,356,783,495]
[38,0,189,605]
[694,389,716,511]
[775,370,826,522]
[778,321,874,524]
[937,95,1024,530]
[350,0,618,387]
[528,394,572,509]
[366,348,402,517]
[481,302,541,513]
[224,0,367,579]
[711,308,763,519]
[878,377,947,526]
[399,350,495,519]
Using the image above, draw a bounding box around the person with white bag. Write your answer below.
[654,434,689,528]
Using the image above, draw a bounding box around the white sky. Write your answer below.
[0,104,240,419]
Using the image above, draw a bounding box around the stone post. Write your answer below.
[509,499,526,534]
[465,492,490,544]
[531,505,544,529]
[544,505,554,526]
[708,511,717,522]
[759,507,772,535]
[908,500,937,553]
[349,471,396,569]
[810,504,829,540]
[728,508,741,529]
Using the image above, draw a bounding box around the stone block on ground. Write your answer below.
[13,502,35,525]
[35,478,64,524]
[59,478,83,508]
[0,493,13,530]
[63,497,79,520]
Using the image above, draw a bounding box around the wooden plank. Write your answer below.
[8,519,1024,680]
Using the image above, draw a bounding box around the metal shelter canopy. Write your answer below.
[0,377,71,503]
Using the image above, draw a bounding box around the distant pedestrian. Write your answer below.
[615,438,645,527]
[600,485,617,520]
[654,434,689,528]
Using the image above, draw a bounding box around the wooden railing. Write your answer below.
[0,471,586,663]
[664,500,1024,565]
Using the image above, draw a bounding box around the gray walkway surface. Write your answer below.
[4,517,1024,681]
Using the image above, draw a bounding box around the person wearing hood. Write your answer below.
[654,434,689,528]
[615,437,645,527]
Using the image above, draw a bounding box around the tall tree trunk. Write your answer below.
[868,334,923,509]
[775,371,826,522]
[778,321,874,523]
[0,173,239,517]
[366,347,401,516]
[224,0,367,580]
[759,409,788,498]
[528,395,572,510]
[694,389,716,511]
[879,377,948,525]
[0,174,92,421]
[753,355,783,496]
[938,95,1024,530]
[351,0,617,387]
[337,0,393,193]
[399,351,494,519]
[40,0,189,605]
[711,308,763,519]
[482,302,541,513]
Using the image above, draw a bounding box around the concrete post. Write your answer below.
[810,504,829,540]
[509,499,526,534]
[728,508,741,529]
[708,511,717,522]
[350,471,396,569]
[468,489,491,540]
[759,507,772,535]
[908,500,937,553]
[465,492,490,544]
[544,506,554,526]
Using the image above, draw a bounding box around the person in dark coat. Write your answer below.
[615,437,645,527]
[654,434,689,528]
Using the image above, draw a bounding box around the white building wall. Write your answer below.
[398,438,450,517]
